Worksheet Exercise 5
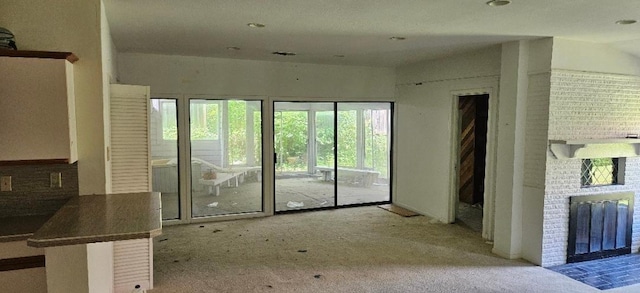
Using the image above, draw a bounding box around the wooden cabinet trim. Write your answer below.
[0,49,78,63]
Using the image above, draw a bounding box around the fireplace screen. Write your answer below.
[567,192,634,263]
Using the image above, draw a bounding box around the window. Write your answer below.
[161,101,178,140]
[157,100,221,141]
[189,101,220,140]
[581,158,623,187]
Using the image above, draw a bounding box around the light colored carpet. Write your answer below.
[150,206,640,293]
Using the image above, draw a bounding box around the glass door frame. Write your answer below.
[154,95,394,224]
[272,99,394,214]
[155,95,271,225]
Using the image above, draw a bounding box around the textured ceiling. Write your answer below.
[103,0,640,67]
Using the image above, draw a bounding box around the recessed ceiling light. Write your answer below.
[272,51,297,56]
[486,0,511,7]
[226,46,241,51]
[333,54,345,58]
[247,23,266,28]
[389,37,406,41]
[616,19,637,25]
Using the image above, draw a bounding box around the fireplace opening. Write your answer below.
[567,192,634,263]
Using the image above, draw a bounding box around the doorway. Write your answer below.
[456,94,489,232]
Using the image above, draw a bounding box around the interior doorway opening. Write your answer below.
[456,94,489,232]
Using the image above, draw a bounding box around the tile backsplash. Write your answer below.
[0,162,78,217]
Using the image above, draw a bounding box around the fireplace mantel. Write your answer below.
[549,139,640,159]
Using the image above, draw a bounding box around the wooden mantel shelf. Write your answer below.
[0,49,78,63]
[549,139,640,159]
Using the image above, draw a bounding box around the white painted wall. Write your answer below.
[101,1,119,85]
[552,38,640,75]
[394,46,501,222]
[101,0,117,193]
[118,53,395,99]
[0,0,107,195]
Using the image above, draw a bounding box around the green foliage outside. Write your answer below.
[253,111,262,164]
[279,109,389,177]
[337,111,357,168]
[364,111,389,178]
[162,102,220,140]
[190,103,220,140]
[315,111,334,167]
[227,101,247,164]
[162,100,389,177]
[275,111,308,171]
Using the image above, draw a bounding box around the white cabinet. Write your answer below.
[0,51,77,163]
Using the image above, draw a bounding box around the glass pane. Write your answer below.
[150,98,180,220]
[616,201,628,249]
[581,158,618,187]
[337,103,391,206]
[275,102,334,212]
[575,203,590,254]
[191,100,262,217]
[589,203,603,253]
[190,101,219,140]
[602,201,617,250]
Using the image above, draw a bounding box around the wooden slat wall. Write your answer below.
[458,97,476,205]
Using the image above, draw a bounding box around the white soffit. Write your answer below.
[103,0,640,67]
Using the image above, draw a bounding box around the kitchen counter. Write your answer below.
[0,214,54,242]
[27,192,161,248]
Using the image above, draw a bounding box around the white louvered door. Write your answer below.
[110,84,154,293]
[113,239,154,292]
[110,84,152,193]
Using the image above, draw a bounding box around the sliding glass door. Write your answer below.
[274,102,392,212]
[337,103,391,206]
[274,102,334,211]
[150,98,180,220]
[151,98,390,220]
[150,97,263,221]
[190,99,263,217]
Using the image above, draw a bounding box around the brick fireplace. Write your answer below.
[538,70,640,267]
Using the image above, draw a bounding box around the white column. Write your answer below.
[492,41,529,259]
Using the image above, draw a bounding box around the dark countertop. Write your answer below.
[27,192,162,248]
[0,214,54,242]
